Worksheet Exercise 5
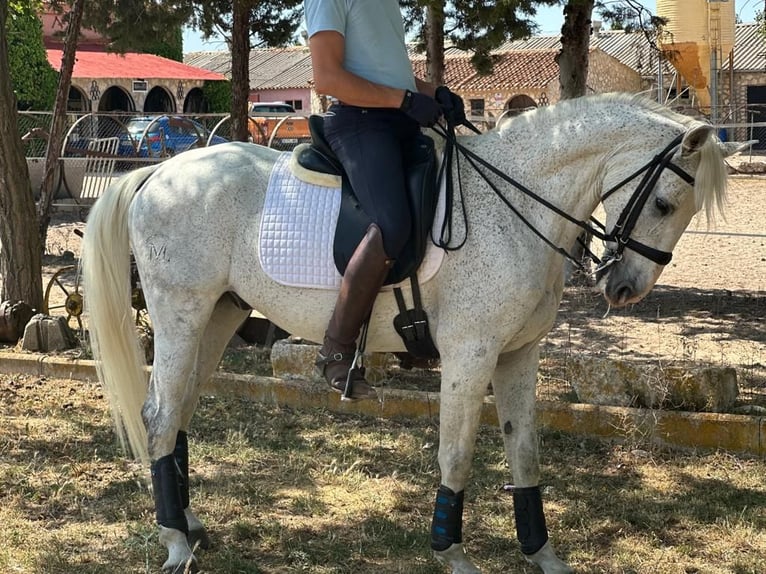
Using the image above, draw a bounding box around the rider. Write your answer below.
[304,0,466,399]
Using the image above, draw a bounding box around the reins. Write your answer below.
[431,122,695,272]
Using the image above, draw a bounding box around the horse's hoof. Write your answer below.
[162,556,199,574]
[433,544,482,574]
[188,527,211,550]
[524,541,574,574]
[162,557,199,574]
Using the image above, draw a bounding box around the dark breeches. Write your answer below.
[324,105,420,259]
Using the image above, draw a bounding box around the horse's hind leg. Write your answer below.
[177,294,250,551]
[492,345,573,574]
[142,293,222,573]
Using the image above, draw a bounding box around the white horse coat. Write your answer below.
[82,94,744,573]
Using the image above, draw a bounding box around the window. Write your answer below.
[469,99,485,117]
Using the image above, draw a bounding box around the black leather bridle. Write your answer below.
[432,125,695,271]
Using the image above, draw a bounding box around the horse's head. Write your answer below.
[595,121,751,307]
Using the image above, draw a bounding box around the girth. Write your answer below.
[296,115,439,286]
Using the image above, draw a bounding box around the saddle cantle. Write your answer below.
[296,115,439,286]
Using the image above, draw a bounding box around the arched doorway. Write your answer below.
[183,87,207,113]
[506,94,537,114]
[144,86,175,113]
[67,86,90,112]
[98,86,135,112]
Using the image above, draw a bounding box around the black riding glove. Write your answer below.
[400,90,442,127]
[435,86,467,127]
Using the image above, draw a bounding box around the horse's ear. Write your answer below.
[719,139,759,158]
[680,124,715,157]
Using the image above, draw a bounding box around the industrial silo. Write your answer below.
[656,0,735,113]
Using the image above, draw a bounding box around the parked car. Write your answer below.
[248,102,310,148]
[250,102,297,114]
[119,116,227,157]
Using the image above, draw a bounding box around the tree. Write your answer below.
[36,0,84,249]
[185,0,303,141]
[557,0,595,100]
[401,0,551,83]
[7,1,58,110]
[0,1,44,309]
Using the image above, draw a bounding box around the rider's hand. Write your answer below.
[435,86,468,127]
[400,90,442,127]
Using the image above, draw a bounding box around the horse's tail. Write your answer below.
[81,165,160,466]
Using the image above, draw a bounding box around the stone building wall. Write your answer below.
[587,50,642,95]
[70,78,207,113]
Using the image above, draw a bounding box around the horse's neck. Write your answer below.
[467,122,610,241]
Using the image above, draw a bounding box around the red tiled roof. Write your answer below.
[46,45,225,81]
[412,49,559,91]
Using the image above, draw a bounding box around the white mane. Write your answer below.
[496,93,728,221]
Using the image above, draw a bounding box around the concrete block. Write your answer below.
[21,314,78,352]
[270,338,394,383]
[568,357,738,413]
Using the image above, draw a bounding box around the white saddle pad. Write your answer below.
[259,152,445,290]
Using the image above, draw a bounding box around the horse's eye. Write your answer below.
[655,197,671,216]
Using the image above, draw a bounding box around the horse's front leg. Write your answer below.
[493,345,573,574]
[432,346,499,574]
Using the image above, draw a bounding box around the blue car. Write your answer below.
[119,116,227,157]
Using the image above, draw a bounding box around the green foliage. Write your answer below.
[597,0,667,33]
[399,0,553,74]
[142,25,184,61]
[6,2,58,110]
[78,1,193,56]
[202,80,231,113]
[187,0,303,47]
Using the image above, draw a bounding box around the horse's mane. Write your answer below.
[497,93,728,221]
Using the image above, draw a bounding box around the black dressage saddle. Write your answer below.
[296,114,439,286]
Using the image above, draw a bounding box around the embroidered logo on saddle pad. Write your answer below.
[259,152,444,290]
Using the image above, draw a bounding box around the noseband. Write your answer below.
[433,126,695,271]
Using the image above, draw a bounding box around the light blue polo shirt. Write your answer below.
[304,0,417,92]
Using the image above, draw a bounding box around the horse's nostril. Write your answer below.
[615,282,634,304]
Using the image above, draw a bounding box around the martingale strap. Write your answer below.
[151,453,189,534]
[431,485,465,551]
[512,485,549,555]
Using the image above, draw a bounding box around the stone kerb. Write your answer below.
[0,351,762,457]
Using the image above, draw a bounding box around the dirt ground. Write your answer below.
[41,159,765,403]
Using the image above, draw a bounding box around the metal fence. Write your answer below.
[18,111,314,207]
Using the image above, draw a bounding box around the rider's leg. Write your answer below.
[317,106,418,399]
[317,223,393,398]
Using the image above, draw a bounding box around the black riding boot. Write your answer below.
[316,223,392,400]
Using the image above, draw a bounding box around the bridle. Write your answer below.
[432,125,696,273]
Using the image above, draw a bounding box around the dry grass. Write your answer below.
[1,373,765,573]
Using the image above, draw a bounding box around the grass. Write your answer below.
[1,373,765,573]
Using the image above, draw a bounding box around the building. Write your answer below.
[41,10,226,113]
[185,46,313,112]
[183,35,641,119]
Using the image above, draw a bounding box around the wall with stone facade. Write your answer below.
[587,50,642,95]
[71,78,207,113]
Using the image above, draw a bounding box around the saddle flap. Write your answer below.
[334,132,439,286]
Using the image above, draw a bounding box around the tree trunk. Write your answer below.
[230,0,251,142]
[37,0,84,250]
[424,3,445,86]
[558,0,595,283]
[0,2,43,309]
[557,0,595,100]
